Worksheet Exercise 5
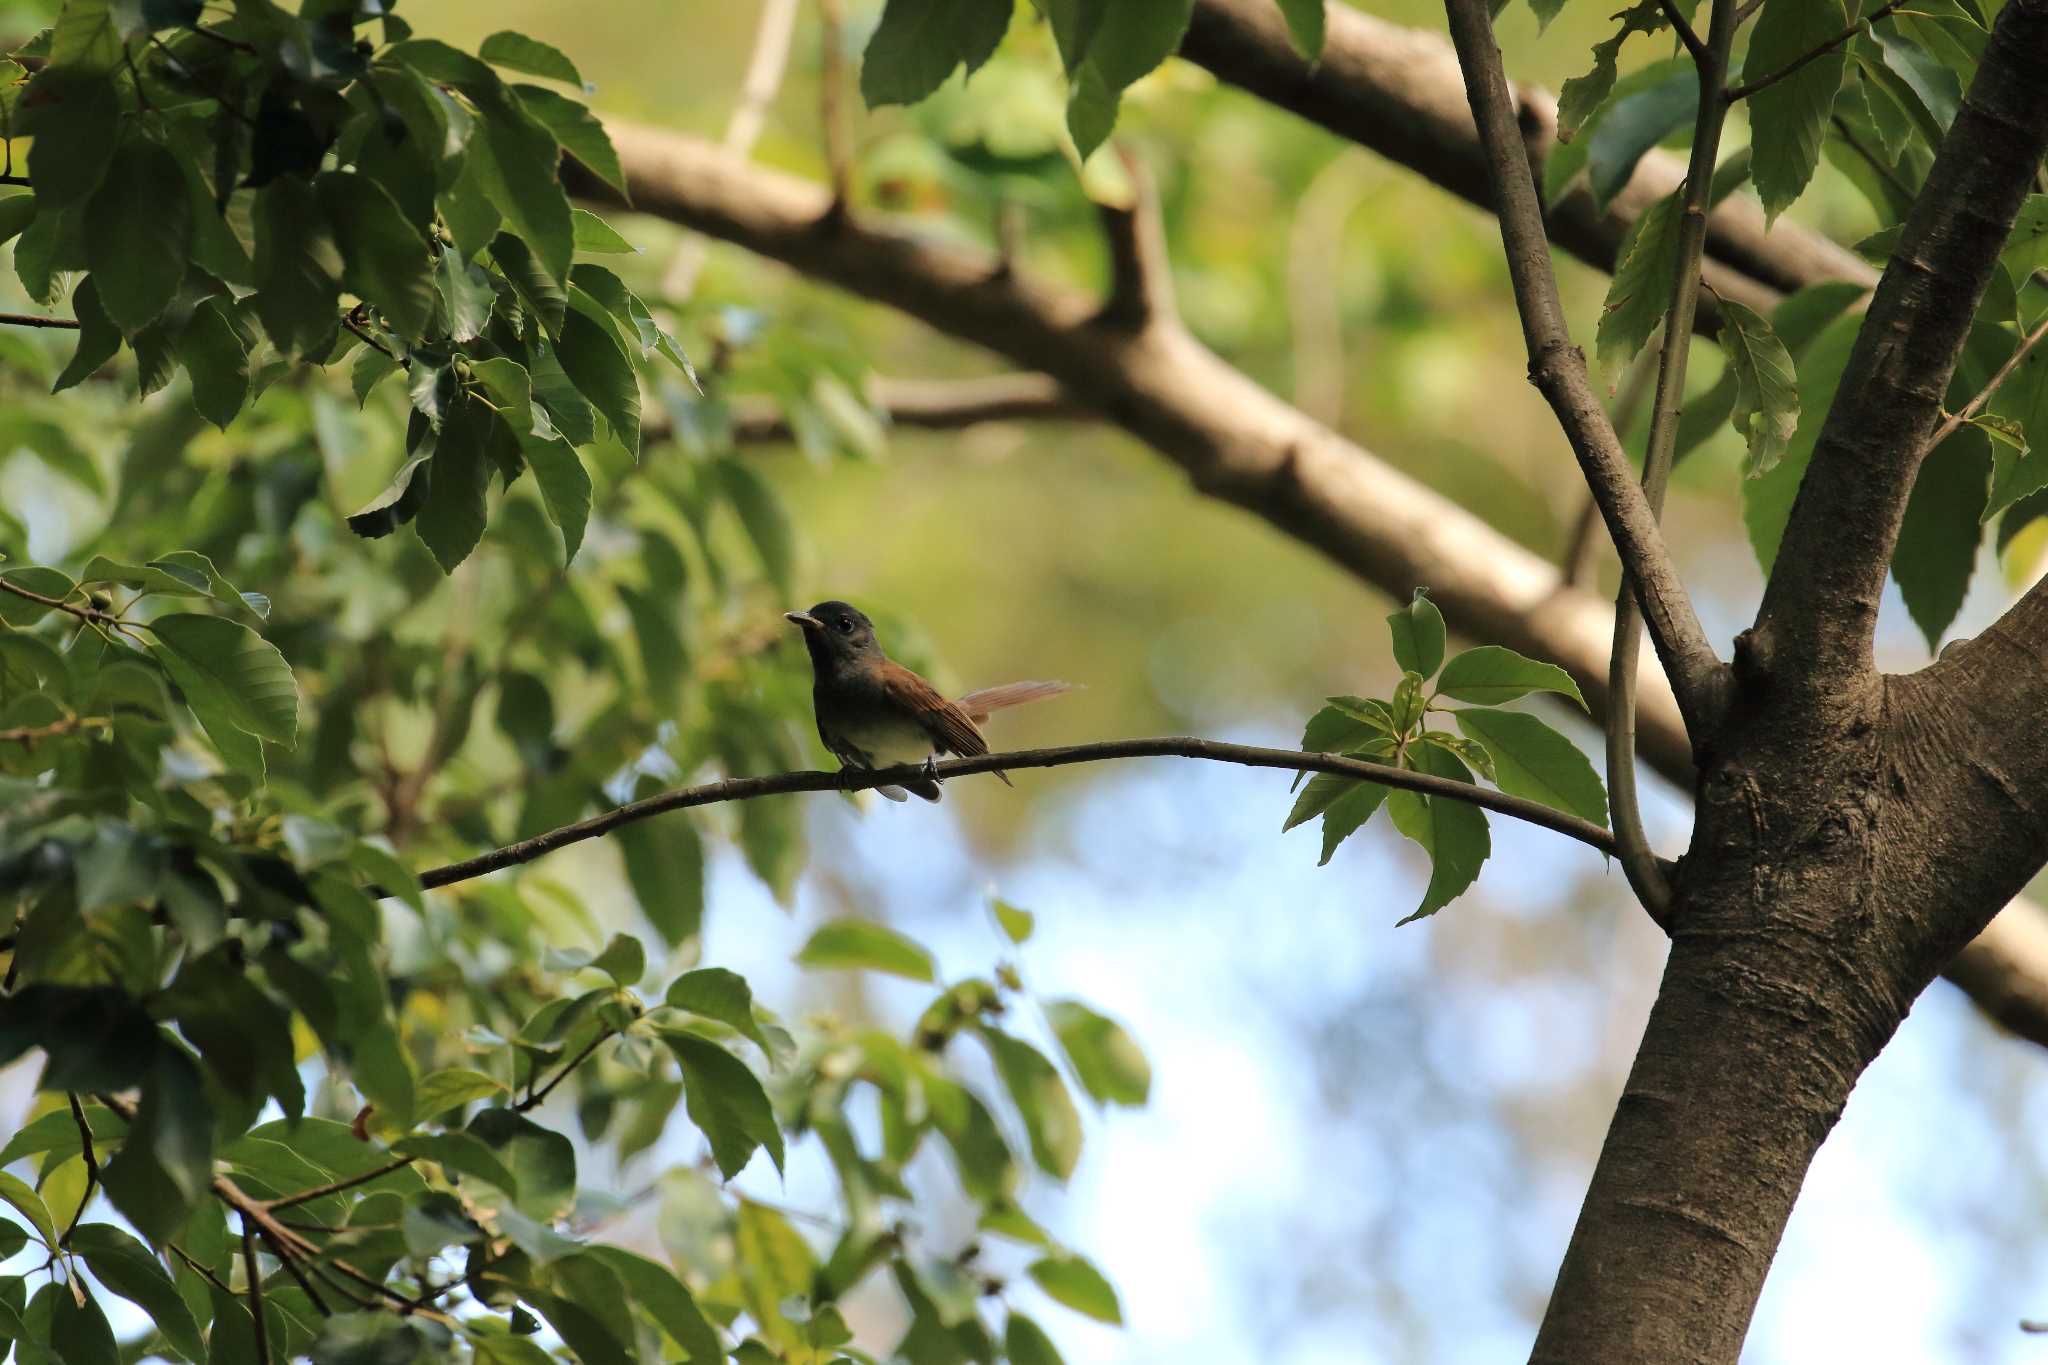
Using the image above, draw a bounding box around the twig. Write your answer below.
[59,1094,99,1248]
[1607,0,1738,924]
[273,1244,332,1316]
[382,736,1629,899]
[1726,1,1905,102]
[516,1030,616,1112]
[1832,114,1916,202]
[1658,0,1708,65]
[659,0,799,298]
[242,1217,273,1365]
[169,1242,236,1295]
[1441,0,1726,732]
[1095,146,1178,329]
[1562,342,1661,586]
[0,575,131,627]
[0,715,109,745]
[1926,312,2048,453]
[0,311,81,330]
[817,0,854,209]
[340,314,398,362]
[262,1156,417,1213]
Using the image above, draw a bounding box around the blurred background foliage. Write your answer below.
[3,0,2048,1362]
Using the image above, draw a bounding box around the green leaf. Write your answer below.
[1027,1253,1122,1325]
[713,456,795,593]
[859,0,1012,108]
[48,1280,116,1365]
[1870,27,1960,133]
[1745,312,1861,575]
[1435,645,1586,708]
[24,72,119,209]
[82,135,190,333]
[467,1109,577,1220]
[413,1066,510,1118]
[480,30,585,86]
[667,1033,785,1178]
[1062,0,1196,159]
[177,297,250,428]
[392,1132,519,1196]
[1743,0,1851,223]
[797,919,937,982]
[0,1174,55,1249]
[433,242,496,343]
[1597,191,1681,369]
[1386,588,1446,679]
[983,1028,1082,1178]
[52,277,121,393]
[2001,194,2048,281]
[1451,708,1608,826]
[1276,0,1326,58]
[1718,299,1801,475]
[99,1043,212,1244]
[618,814,705,947]
[992,897,1035,944]
[1585,69,1695,212]
[1384,745,1490,923]
[347,453,433,540]
[1046,1000,1149,1106]
[1893,425,1989,652]
[666,968,772,1055]
[1555,0,1665,141]
[318,171,435,340]
[513,85,628,199]
[580,1245,722,1365]
[1006,1312,1066,1365]
[560,288,640,452]
[588,931,644,988]
[571,207,638,254]
[251,177,343,359]
[147,611,298,745]
[415,403,493,572]
[470,86,575,288]
[69,1223,205,1362]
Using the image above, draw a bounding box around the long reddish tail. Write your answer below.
[954,680,1076,724]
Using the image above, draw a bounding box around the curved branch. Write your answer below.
[1754,0,2048,689]
[1442,0,1728,732]
[400,739,1623,895]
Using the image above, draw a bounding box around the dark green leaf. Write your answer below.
[1597,191,1681,369]
[1745,313,1861,574]
[318,171,435,340]
[667,1033,785,1178]
[1451,708,1608,826]
[860,0,1012,108]
[618,814,705,946]
[480,30,584,86]
[23,72,119,209]
[415,402,493,572]
[513,84,628,198]
[1893,424,1989,651]
[251,177,343,359]
[580,1245,722,1365]
[1046,999,1149,1106]
[1386,588,1446,679]
[83,135,190,333]
[70,1223,204,1361]
[346,453,432,539]
[393,1132,519,1196]
[1435,645,1586,708]
[467,1109,577,1220]
[99,1043,212,1243]
[1719,299,1800,475]
[146,612,299,744]
[177,297,250,428]
[48,1280,115,1365]
[1585,69,1695,212]
[1005,1311,1066,1365]
[1743,0,1851,222]
[1555,0,1665,141]
[797,919,936,981]
[560,288,640,452]
[52,277,121,393]
[713,456,795,592]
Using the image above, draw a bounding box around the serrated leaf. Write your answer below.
[514,84,628,199]
[251,177,343,359]
[319,171,435,341]
[52,277,121,393]
[1719,299,1800,475]
[797,919,936,982]
[148,611,298,747]
[480,30,584,87]
[1743,0,1851,223]
[859,0,1012,108]
[82,135,190,333]
[1451,708,1608,826]
[560,288,640,452]
[666,968,772,1056]
[1384,745,1491,923]
[1435,645,1587,708]
[414,402,492,572]
[571,207,638,254]
[178,297,250,428]
[1555,0,1665,141]
[667,1033,785,1178]
[1597,191,1682,369]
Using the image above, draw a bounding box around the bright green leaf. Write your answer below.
[1027,1253,1121,1325]
[1451,708,1608,826]
[797,919,937,982]
[1435,645,1586,709]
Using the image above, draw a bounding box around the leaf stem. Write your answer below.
[1926,312,2048,453]
[516,1029,617,1112]
[1725,0,1905,102]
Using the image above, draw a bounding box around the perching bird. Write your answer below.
[785,600,1073,802]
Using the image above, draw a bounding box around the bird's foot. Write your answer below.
[922,754,942,785]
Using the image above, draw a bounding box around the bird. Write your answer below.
[785,600,1073,802]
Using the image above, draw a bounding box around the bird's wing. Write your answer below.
[953,680,1075,724]
[878,661,989,757]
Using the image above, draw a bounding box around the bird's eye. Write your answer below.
[837,618,856,634]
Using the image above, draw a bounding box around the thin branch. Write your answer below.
[242,1217,273,1365]
[262,1156,417,1213]
[1563,339,1661,586]
[1608,0,1738,923]
[169,1242,236,1296]
[1441,0,1727,731]
[1095,146,1178,328]
[273,1243,333,1316]
[817,0,854,209]
[659,0,799,298]
[1726,0,1905,101]
[390,738,1626,898]
[0,715,109,745]
[516,1030,617,1113]
[59,1094,99,1248]
[0,575,130,627]
[1926,311,2048,452]
[1658,0,1709,65]
[340,313,398,362]
[0,310,81,330]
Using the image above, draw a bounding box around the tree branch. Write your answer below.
[1177,0,1874,325]
[1725,0,1905,102]
[396,739,1625,896]
[0,310,80,330]
[585,116,2048,1053]
[1095,147,1177,329]
[1658,0,1709,66]
[242,1217,273,1365]
[1442,0,1727,733]
[1925,311,2048,453]
[1754,0,2048,689]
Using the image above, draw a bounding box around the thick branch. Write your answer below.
[591,119,2048,1050]
[1441,0,1727,731]
[1754,0,2048,688]
[1178,0,1874,326]
[401,739,1623,895]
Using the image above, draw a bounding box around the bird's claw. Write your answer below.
[922,754,941,784]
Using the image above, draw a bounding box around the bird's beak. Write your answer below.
[784,612,821,632]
